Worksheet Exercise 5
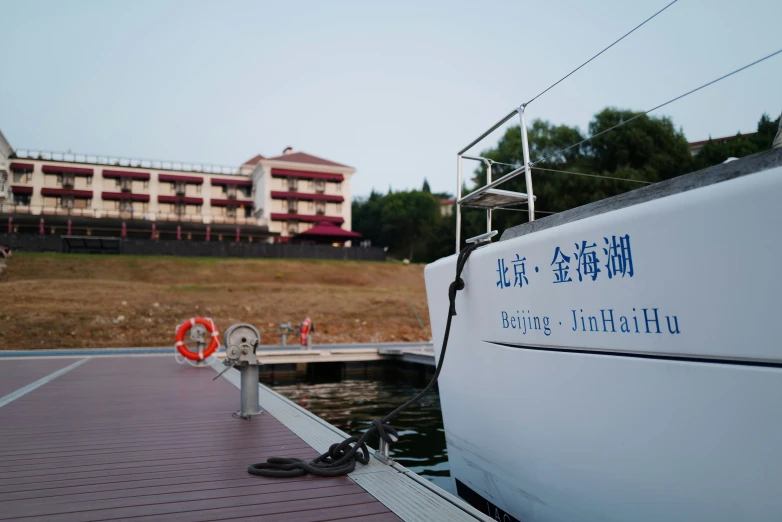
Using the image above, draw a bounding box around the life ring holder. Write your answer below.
[174,317,220,364]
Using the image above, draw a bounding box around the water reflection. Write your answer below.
[264,367,453,493]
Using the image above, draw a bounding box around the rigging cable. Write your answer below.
[489,161,653,184]
[524,0,679,106]
[247,239,488,478]
[530,47,782,167]
[532,167,651,184]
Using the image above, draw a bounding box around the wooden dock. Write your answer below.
[0,354,488,521]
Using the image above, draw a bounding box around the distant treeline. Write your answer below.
[352,108,780,263]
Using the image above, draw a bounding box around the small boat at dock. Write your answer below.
[425,117,782,521]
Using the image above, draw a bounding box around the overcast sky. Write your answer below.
[1,0,780,197]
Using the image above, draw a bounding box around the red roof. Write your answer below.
[210,199,254,208]
[270,191,344,203]
[265,152,351,169]
[158,195,203,205]
[158,174,203,184]
[43,165,94,176]
[10,162,34,171]
[296,221,362,239]
[102,169,151,180]
[102,192,150,202]
[688,132,758,147]
[242,154,265,166]
[270,213,344,224]
[41,188,93,198]
[270,168,344,182]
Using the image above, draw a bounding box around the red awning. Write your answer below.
[102,192,150,202]
[271,168,344,182]
[296,221,362,239]
[270,213,344,224]
[158,195,203,205]
[41,188,93,198]
[10,162,34,171]
[42,165,93,176]
[210,199,254,208]
[102,169,151,180]
[270,191,344,203]
[10,185,33,194]
[210,178,253,186]
[158,174,203,184]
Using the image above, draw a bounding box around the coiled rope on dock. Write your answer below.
[247,240,486,478]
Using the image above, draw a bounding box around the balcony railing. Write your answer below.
[13,148,243,176]
[0,203,261,226]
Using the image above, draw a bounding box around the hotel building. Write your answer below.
[0,130,356,243]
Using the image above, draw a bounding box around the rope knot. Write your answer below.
[447,277,464,316]
[371,419,399,444]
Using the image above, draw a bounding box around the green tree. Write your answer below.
[693,113,781,169]
[354,108,779,264]
[381,190,440,260]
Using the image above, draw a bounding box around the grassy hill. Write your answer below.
[0,253,431,350]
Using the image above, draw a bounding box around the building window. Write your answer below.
[12,172,32,183]
[74,198,91,209]
[314,179,326,193]
[143,180,149,189]
[287,178,298,191]
[119,200,133,212]
[315,201,326,215]
[335,202,342,213]
[226,207,237,218]
[287,199,298,213]
[115,178,122,188]
[86,176,93,186]
[244,207,252,218]
[13,194,31,206]
[60,196,75,209]
[287,222,298,235]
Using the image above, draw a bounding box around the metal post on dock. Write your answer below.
[239,363,260,417]
[220,323,264,419]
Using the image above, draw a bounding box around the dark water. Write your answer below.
[263,367,453,493]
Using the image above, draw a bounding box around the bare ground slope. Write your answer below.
[0,253,431,350]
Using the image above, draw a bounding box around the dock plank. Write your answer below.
[0,357,399,522]
[0,357,82,397]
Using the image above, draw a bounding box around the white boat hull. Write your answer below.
[425,161,782,521]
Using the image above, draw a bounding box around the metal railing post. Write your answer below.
[485,161,492,233]
[239,363,261,417]
[456,154,462,253]
[519,106,535,222]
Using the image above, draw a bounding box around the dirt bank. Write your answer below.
[0,253,431,350]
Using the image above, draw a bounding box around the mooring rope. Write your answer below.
[248,239,487,478]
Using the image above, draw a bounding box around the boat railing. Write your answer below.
[455,105,536,253]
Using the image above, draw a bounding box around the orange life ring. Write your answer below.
[300,318,312,347]
[175,317,220,361]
